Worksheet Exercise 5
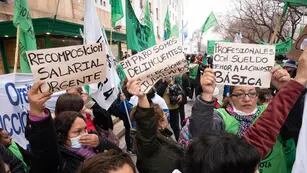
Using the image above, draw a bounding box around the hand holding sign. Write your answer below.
[271,67,291,90]
[28,81,52,116]
[200,68,216,102]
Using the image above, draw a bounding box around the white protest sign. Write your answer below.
[120,38,188,93]
[26,43,107,92]
[0,73,32,149]
[213,42,275,88]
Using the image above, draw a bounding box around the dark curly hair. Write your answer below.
[54,111,85,146]
[55,93,84,117]
[183,132,260,173]
[78,149,136,173]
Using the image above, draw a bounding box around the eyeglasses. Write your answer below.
[231,92,257,99]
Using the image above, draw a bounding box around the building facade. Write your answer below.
[0,0,183,74]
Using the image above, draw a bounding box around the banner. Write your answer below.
[84,0,120,110]
[0,73,32,149]
[120,38,188,93]
[213,42,275,88]
[13,0,37,73]
[26,43,107,93]
[275,38,292,55]
[201,12,217,34]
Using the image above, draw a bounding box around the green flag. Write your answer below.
[201,12,217,34]
[110,0,123,27]
[164,9,171,40]
[144,0,156,47]
[275,38,293,55]
[13,0,37,73]
[171,25,179,37]
[283,0,307,16]
[207,40,230,55]
[126,0,151,51]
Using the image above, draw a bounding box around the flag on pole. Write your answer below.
[126,0,152,51]
[84,0,120,110]
[171,25,179,37]
[110,0,124,27]
[144,0,156,47]
[13,0,37,73]
[164,8,171,40]
[201,12,217,34]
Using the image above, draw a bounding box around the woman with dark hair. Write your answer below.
[179,50,307,173]
[26,82,120,173]
[78,149,136,173]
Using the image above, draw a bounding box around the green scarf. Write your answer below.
[8,141,29,173]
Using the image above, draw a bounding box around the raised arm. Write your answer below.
[243,50,307,158]
[126,80,159,156]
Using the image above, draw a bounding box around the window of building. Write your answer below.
[103,0,106,6]
[156,8,159,20]
[140,0,143,9]
[100,0,103,6]
[149,2,152,13]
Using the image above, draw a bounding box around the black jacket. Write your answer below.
[25,113,120,173]
[135,107,184,173]
[0,144,25,173]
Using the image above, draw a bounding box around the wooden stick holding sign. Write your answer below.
[13,26,20,73]
[26,43,107,92]
[119,38,188,93]
[213,42,275,88]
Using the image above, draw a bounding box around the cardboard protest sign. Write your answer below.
[120,38,188,93]
[213,42,275,88]
[26,43,107,92]
[287,25,307,60]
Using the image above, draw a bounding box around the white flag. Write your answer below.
[292,94,307,173]
[84,0,119,110]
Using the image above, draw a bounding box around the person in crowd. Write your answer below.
[283,59,297,78]
[0,144,25,173]
[77,149,136,173]
[108,93,133,152]
[188,55,200,99]
[67,87,118,146]
[175,74,189,127]
[257,89,274,105]
[26,82,120,173]
[155,77,184,141]
[179,52,307,173]
[127,80,184,173]
[127,56,306,172]
[0,129,30,172]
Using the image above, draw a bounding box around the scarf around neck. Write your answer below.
[226,104,260,137]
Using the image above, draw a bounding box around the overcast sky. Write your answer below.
[183,0,233,41]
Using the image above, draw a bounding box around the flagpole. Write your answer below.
[13,25,20,73]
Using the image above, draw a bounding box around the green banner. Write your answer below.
[13,0,37,73]
[201,12,217,34]
[164,8,171,40]
[207,40,230,55]
[110,0,123,27]
[144,0,156,46]
[126,0,152,51]
[275,38,292,55]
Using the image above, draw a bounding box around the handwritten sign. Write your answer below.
[26,43,107,92]
[213,42,275,88]
[120,38,188,93]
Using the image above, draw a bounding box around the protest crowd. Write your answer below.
[1,0,307,173]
